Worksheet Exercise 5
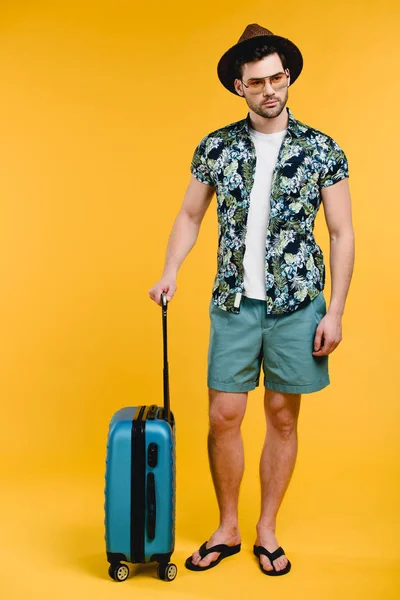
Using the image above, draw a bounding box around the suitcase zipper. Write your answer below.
[131,406,146,563]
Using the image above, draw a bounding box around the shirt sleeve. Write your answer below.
[190,136,214,186]
[319,137,349,188]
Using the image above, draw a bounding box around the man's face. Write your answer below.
[234,53,290,119]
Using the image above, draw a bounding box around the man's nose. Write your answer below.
[262,80,275,95]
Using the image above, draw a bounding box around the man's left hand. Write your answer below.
[312,313,342,356]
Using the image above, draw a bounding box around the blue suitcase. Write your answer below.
[104,293,177,582]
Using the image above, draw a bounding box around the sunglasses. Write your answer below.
[241,71,289,95]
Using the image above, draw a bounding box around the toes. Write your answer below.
[191,551,200,565]
[259,554,288,572]
[189,548,221,568]
[260,556,273,571]
[198,559,209,567]
[273,556,288,571]
[198,552,219,567]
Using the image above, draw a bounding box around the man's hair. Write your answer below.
[233,42,287,80]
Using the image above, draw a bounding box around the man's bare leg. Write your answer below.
[255,388,301,573]
[189,387,248,567]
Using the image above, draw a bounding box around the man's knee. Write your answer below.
[208,388,247,434]
[264,390,301,439]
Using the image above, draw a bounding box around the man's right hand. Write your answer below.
[148,276,177,306]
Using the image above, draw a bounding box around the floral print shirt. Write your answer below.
[190,106,349,315]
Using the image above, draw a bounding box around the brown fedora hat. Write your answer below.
[217,23,303,95]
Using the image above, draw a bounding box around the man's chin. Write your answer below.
[259,102,283,118]
[245,97,287,119]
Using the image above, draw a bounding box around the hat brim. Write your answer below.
[217,34,303,95]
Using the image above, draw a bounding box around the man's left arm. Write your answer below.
[312,177,355,356]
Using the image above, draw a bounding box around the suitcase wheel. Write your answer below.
[157,562,177,582]
[108,563,130,582]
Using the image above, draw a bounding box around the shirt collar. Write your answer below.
[238,106,302,139]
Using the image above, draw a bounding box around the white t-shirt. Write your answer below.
[243,126,287,300]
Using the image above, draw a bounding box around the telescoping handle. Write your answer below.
[161,293,171,423]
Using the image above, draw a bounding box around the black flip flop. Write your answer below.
[185,541,241,571]
[253,544,291,576]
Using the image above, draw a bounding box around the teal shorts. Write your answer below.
[207,292,329,394]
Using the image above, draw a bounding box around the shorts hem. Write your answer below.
[207,378,259,393]
[264,377,330,394]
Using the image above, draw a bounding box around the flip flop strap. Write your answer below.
[199,542,238,558]
[256,545,285,562]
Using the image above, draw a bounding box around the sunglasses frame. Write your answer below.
[241,69,290,95]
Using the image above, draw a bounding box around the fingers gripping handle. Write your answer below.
[161,293,170,422]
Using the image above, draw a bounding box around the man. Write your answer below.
[148,23,355,576]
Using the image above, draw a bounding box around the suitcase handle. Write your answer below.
[161,293,171,423]
[146,472,156,541]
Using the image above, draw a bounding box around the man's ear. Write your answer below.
[286,68,291,87]
[234,78,244,96]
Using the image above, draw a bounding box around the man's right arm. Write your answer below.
[148,175,215,305]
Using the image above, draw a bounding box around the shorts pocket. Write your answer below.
[209,300,232,327]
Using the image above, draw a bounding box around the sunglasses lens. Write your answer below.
[246,73,287,94]
[270,73,287,90]
[247,81,265,94]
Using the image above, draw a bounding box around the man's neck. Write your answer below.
[248,106,289,134]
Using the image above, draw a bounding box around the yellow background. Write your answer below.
[0,1,399,598]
